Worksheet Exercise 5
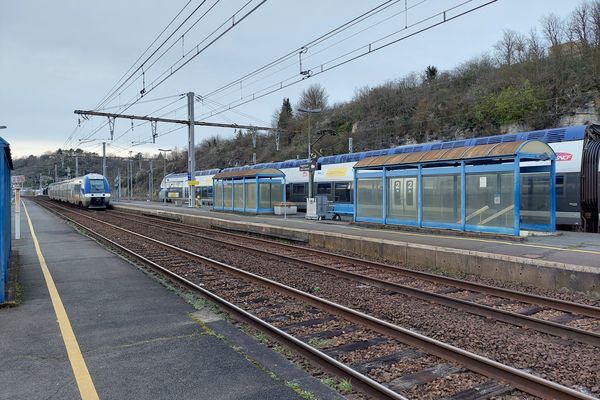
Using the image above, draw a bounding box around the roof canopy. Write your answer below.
[354,140,554,169]
[213,168,284,180]
[0,137,13,170]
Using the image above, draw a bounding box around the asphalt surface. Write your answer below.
[0,200,345,400]
[116,200,600,269]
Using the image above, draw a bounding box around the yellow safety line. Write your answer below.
[22,202,100,400]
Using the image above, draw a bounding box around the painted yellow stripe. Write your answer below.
[23,202,100,400]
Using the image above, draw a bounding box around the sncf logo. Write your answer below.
[556,152,573,161]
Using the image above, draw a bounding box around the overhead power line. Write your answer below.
[197,0,497,121]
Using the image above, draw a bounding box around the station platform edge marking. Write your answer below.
[22,202,100,400]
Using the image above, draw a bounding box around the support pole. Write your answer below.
[149,160,153,201]
[54,164,58,183]
[75,156,79,176]
[14,187,21,240]
[187,92,196,208]
[102,142,107,177]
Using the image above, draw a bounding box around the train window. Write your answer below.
[292,184,305,195]
[317,183,332,196]
[334,182,351,203]
[555,175,565,196]
[89,179,105,193]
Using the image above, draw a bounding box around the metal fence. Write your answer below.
[0,137,13,303]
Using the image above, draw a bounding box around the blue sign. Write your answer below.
[187,172,192,181]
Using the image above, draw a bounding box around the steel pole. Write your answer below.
[102,142,106,177]
[75,155,79,176]
[187,92,196,208]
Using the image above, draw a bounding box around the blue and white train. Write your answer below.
[48,173,111,208]
[158,124,600,232]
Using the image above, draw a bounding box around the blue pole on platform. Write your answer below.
[382,167,387,224]
[353,169,357,222]
[255,176,259,213]
[417,164,423,227]
[460,161,466,231]
[550,159,556,231]
[513,157,521,236]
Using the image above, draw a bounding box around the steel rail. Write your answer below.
[37,200,407,400]
[98,209,600,346]
[38,201,597,400]
[109,207,600,319]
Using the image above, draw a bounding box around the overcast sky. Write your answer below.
[0,0,578,158]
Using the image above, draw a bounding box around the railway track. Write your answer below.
[33,199,599,399]
[98,207,600,346]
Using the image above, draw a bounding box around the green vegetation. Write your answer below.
[337,379,353,394]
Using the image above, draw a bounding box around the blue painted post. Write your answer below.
[382,167,387,224]
[513,157,521,236]
[232,179,235,211]
[212,181,215,209]
[353,169,357,222]
[243,177,246,212]
[460,161,466,231]
[549,159,556,232]
[417,164,423,227]
[283,177,287,219]
[255,176,259,213]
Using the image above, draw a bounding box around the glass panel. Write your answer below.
[271,182,283,204]
[334,182,351,203]
[387,176,418,221]
[89,179,105,193]
[356,178,383,218]
[214,184,222,207]
[233,182,244,209]
[223,182,232,208]
[520,173,550,225]
[259,182,270,209]
[292,184,305,195]
[422,175,461,224]
[246,183,256,209]
[317,183,332,197]
[466,173,514,228]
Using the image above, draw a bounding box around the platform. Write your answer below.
[114,200,600,294]
[0,200,343,400]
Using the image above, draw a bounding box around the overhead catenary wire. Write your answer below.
[76,0,266,145]
[196,0,497,121]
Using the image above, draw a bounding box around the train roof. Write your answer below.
[49,173,107,186]
[319,125,588,165]
[221,158,310,173]
[165,169,221,179]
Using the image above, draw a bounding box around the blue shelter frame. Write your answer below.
[212,168,286,214]
[353,140,556,236]
[0,137,13,303]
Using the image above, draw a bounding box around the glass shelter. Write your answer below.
[213,168,286,214]
[353,140,556,236]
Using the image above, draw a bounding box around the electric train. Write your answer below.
[48,173,111,209]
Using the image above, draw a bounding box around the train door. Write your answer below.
[388,177,417,219]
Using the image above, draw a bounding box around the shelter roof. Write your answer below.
[354,140,554,169]
[213,168,284,179]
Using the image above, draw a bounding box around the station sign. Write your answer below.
[299,162,317,172]
[187,180,199,186]
[11,175,25,184]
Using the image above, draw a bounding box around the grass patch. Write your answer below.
[338,379,352,394]
[285,381,317,400]
[307,337,334,349]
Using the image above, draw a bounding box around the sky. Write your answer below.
[0,0,579,159]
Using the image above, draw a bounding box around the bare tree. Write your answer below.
[541,13,565,48]
[526,28,545,60]
[297,83,329,111]
[568,2,592,47]
[589,0,600,46]
[494,29,526,65]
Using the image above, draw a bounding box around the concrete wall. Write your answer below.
[115,205,600,296]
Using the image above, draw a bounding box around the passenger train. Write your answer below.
[158,124,600,232]
[48,173,111,209]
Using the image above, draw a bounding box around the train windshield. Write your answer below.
[89,179,105,193]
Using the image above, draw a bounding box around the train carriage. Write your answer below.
[48,173,111,208]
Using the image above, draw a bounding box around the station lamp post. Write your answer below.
[296,108,321,199]
[159,148,171,203]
